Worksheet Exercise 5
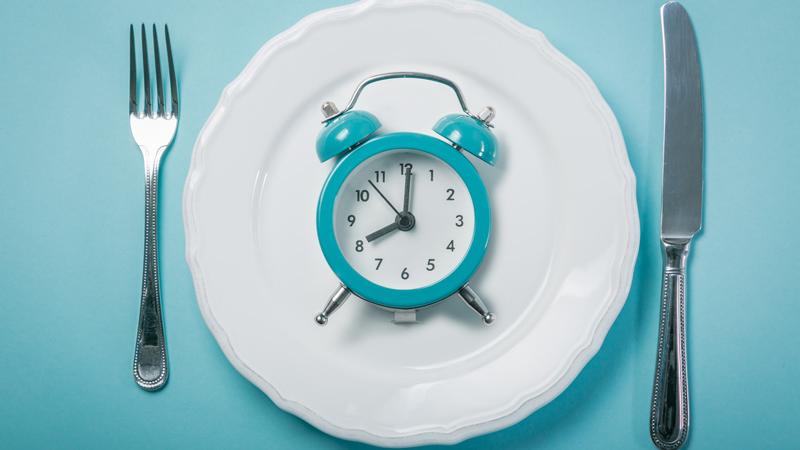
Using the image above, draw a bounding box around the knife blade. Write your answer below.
[650,2,703,449]
[661,1,704,240]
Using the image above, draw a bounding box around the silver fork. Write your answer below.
[129,24,178,391]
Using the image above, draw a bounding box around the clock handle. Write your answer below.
[322,72,477,123]
[457,284,495,325]
[315,284,351,325]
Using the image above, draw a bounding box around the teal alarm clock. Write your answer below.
[314,72,497,326]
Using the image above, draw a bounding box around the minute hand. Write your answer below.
[402,170,412,213]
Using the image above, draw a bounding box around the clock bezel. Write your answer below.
[316,132,491,310]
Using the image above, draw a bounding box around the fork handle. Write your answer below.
[133,150,168,391]
[650,240,690,449]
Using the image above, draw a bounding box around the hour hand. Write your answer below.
[366,222,399,243]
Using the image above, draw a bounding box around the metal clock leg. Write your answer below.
[457,284,495,325]
[315,284,351,325]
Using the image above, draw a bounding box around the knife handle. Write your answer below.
[650,240,690,449]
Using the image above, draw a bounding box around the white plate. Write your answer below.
[183,0,639,446]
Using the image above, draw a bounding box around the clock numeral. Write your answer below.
[355,189,369,202]
[446,188,455,201]
[347,215,356,226]
[374,170,386,183]
[426,259,436,271]
[355,240,364,252]
[401,267,410,279]
[446,240,455,252]
[455,215,464,227]
[429,169,434,182]
[374,258,383,270]
[399,163,413,175]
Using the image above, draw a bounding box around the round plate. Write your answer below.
[183,0,639,447]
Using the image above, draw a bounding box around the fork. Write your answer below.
[129,24,178,391]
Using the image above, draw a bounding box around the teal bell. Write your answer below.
[316,107,381,162]
[433,108,497,166]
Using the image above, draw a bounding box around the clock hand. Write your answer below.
[402,170,412,214]
[366,222,400,242]
[368,180,401,216]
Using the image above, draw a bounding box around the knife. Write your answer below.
[650,2,703,449]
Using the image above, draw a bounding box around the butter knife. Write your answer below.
[650,2,703,449]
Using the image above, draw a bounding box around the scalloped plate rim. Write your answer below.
[183,0,639,446]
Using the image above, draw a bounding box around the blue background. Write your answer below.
[1,0,797,448]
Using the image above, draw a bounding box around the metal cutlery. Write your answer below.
[650,2,703,448]
[129,24,179,391]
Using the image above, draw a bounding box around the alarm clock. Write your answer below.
[314,72,497,326]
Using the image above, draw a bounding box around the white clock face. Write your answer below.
[333,150,475,290]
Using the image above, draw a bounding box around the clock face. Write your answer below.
[333,149,475,290]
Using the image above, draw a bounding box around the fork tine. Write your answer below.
[140,24,152,117]
[152,24,165,116]
[129,25,137,115]
[165,25,178,116]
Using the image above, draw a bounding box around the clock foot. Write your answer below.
[393,310,417,323]
[457,284,495,325]
[315,284,351,326]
